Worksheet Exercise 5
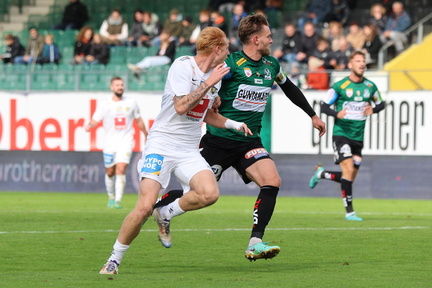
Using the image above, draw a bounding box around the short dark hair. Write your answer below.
[238,14,269,44]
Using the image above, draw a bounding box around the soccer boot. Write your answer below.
[114,201,122,209]
[345,212,363,221]
[309,164,325,189]
[99,260,119,274]
[107,199,115,208]
[245,242,280,261]
[152,207,172,248]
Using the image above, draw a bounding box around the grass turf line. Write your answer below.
[0,192,431,288]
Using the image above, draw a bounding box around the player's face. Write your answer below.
[111,80,124,97]
[215,38,230,65]
[256,25,272,56]
[349,54,366,77]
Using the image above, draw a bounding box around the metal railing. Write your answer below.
[378,12,432,70]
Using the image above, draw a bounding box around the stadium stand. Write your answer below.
[1,0,431,92]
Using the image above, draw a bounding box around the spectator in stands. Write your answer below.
[125,9,146,47]
[287,62,307,89]
[127,29,176,79]
[99,9,129,46]
[323,0,350,27]
[322,20,344,45]
[296,21,321,64]
[73,26,94,64]
[190,10,213,46]
[178,16,196,47]
[85,34,110,65]
[0,34,25,64]
[311,37,333,69]
[346,21,366,50]
[228,3,247,50]
[369,3,388,35]
[142,11,162,47]
[40,34,61,64]
[14,26,44,65]
[297,0,333,31]
[381,1,411,55]
[330,36,352,70]
[163,9,183,43]
[210,10,228,35]
[272,23,301,66]
[361,23,382,67]
[52,0,89,30]
[305,56,329,90]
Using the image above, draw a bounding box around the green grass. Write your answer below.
[1,192,431,288]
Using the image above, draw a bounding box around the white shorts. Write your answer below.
[103,148,133,168]
[136,142,211,190]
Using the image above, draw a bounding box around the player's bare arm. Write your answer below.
[173,64,229,115]
[204,109,253,136]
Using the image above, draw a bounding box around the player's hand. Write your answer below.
[212,96,221,113]
[238,123,253,137]
[206,63,230,86]
[363,103,373,116]
[312,115,326,137]
[337,108,347,119]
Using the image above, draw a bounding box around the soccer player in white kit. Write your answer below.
[99,27,252,274]
[86,76,148,209]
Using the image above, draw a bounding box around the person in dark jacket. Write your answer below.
[361,23,382,67]
[125,9,146,47]
[127,29,176,78]
[41,34,61,64]
[85,34,110,65]
[296,21,321,64]
[1,34,25,64]
[14,26,44,64]
[272,23,302,65]
[53,0,89,30]
[73,26,94,64]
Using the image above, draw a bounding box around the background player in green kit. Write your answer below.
[309,50,385,221]
[152,14,326,261]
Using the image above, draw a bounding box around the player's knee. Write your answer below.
[200,187,220,206]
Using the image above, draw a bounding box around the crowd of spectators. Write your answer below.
[1,0,414,89]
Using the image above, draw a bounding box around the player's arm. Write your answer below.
[173,64,229,115]
[85,119,99,132]
[320,88,340,118]
[135,117,148,140]
[204,109,252,136]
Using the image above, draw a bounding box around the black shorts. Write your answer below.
[333,135,363,167]
[200,133,272,184]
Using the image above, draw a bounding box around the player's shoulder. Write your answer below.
[362,77,378,89]
[332,76,351,90]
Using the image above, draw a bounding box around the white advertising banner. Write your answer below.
[272,90,431,155]
[1,90,431,155]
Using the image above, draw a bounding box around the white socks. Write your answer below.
[248,237,262,247]
[109,240,130,264]
[105,174,115,199]
[115,174,126,202]
[159,198,185,221]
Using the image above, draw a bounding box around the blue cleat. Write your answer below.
[309,164,325,189]
[345,213,363,221]
[107,199,115,208]
[245,242,280,261]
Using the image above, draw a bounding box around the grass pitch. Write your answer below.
[1,192,431,288]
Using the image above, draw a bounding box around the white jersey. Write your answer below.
[148,55,221,150]
[92,95,141,151]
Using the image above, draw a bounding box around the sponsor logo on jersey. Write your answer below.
[363,89,370,98]
[264,68,271,80]
[254,78,263,84]
[236,58,247,66]
[346,89,353,97]
[356,90,361,96]
[364,80,373,87]
[341,80,351,89]
[244,67,252,77]
[141,154,164,175]
[262,58,272,66]
[245,148,269,159]
[186,98,210,121]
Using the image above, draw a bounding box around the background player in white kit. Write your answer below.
[85,76,148,209]
[99,27,252,274]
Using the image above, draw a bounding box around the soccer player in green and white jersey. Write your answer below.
[309,50,385,221]
[152,14,326,261]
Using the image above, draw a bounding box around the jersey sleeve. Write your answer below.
[92,100,105,122]
[168,57,194,96]
[323,87,339,105]
[371,84,383,105]
[132,99,142,119]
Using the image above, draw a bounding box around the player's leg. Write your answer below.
[103,151,116,207]
[100,177,161,274]
[309,163,342,189]
[113,162,128,209]
[243,158,281,261]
